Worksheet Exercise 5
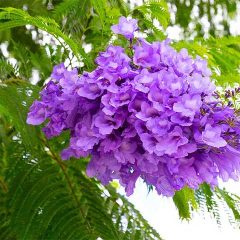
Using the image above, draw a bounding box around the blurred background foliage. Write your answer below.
[0,0,240,239]
[167,0,240,38]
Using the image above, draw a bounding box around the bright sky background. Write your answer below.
[120,180,240,240]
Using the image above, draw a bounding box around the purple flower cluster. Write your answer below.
[27,17,240,196]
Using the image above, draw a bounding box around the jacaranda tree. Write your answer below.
[0,1,240,239]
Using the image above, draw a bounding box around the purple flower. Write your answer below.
[136,101,159,121]
[60,68,79,93]
[146,116,170,136]
[26,101,47,125]
[111,16,138,40]
[194,56,212,77]
[140,133,158,154]
[27,16,240,197]
[137,154,159,174]
[40,81,61,102]
[96,45,130,69]
[86,152,121,185]
[173,48,193,76]
[202,124,227,148]
[133,69,154,93]
[70,115,100,151]
[188,73,215,95]
[101,84,132,115]
[51,63,66,81]
[173,94,202,118]
[99,134,121,153]
[42,112,67,138]
[155,126,189,156]
[118,165,141,196]
[93,111,125,135]
[133,40,160,68]
[77,82,102,100]
[114,138,137,164]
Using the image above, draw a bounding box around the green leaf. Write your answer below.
[0,7,93,69]
[134,0,170,29]
[216,188,240,221]
[0,82,41,149]
[173,186,198,219]
[132,0,170,40]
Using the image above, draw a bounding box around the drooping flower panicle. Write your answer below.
[27,17,240,196]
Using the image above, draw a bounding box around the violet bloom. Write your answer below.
[111,16,138,40]
[42,112,67,138]
[99,134,121,153]
[173,94,202,118]
[159,69,187,96]
[188,73,215,95]
[114,138,137,164]
[40,81,61,103]
[77,82,102,100]
[26,101,47,125]
[60,68,79,93]
[93,111,125,135]
[194,56,212,77]
[155,126,189,156]
[173,48,193,76]
[136,101,159,121]
[96,46,131,80]
[70,115,100,152]
[133,69,155,93]
[146,116,171,136]
[202,124,227,148]
[27,17,240,197]
[133,40,160,68]
[51,63,66,81]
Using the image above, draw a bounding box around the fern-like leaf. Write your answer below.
[0,7,93,69]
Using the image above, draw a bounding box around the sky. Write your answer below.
[120,180,240,240]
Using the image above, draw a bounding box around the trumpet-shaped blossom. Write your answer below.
[27,17,240,197]
[111,16,138,39]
